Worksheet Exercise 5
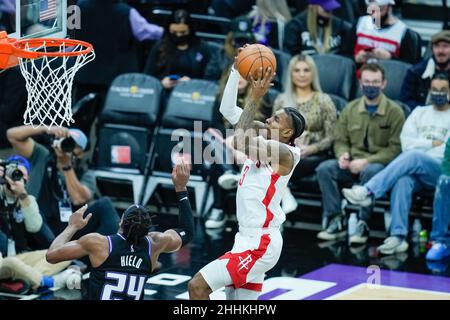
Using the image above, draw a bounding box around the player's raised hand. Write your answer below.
[249,67,275,101]
[172,160,191,192]
[68,204,92,231]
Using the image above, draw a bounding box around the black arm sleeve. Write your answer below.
[173,191,194,247]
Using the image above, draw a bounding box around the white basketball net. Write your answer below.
[17,41,95,128]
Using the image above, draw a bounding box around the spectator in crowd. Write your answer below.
[316,63,405,242]
[144,9,212,91]
[283,0,353,56]
[273,54,337,213]
[0,249,82,291]
[400,30,450,111]
[204,17,255,81]
[204,66,273,229]
[7,126,120,249]
[0,156,44,253]
[426,137,450,261]
[246,0,292,50]
[353,0,419,66]
[0,156,81,290]
[343,73,450,254]
[73,0,164,102]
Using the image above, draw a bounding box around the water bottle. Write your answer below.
[348,213,358,237]
[411,219,422,243]
[419,229,428,243]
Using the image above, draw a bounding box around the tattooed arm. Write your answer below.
[232,68,293,174]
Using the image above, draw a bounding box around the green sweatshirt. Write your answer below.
[334,94,406,165]
[443,138,450,176]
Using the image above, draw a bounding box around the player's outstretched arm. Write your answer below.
[46,205,100,264]
[219,64,243,125]
[232,67,290,164]
[150,162,194,254]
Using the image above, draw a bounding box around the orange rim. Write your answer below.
[12,38,94,59]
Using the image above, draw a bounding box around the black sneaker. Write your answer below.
[317,214,347,241]
[350,220,370,244]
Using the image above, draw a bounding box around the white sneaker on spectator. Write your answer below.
[53,266,82,290]
[342,185,373,207]
[205,208,227,229]
[218,171,240,190]
[282,188,298,214]
[377,236,409,255]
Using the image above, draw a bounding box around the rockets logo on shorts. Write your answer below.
[238,254,253,271]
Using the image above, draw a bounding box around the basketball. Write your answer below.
[235,44,277,80]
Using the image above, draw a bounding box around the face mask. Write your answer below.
[430,91,449,108]
[170,33,189,46]
[362,85,382,100]
[317,16,330,26]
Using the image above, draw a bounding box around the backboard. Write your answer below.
[9,0,67,39]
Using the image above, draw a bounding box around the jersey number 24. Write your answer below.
[101,272,146,300]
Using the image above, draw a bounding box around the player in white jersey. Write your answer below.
[188,59,306,300]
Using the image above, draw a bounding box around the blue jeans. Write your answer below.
[365,151,442,237]
[430,175,450,245]
[316,159,385,219]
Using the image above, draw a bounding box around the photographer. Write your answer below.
[0,156,87,291]
[0,156,42,254]
[7,125,120,246]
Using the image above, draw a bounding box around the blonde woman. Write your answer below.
[284,0,353,56]
[274,54,337,211]
[247,0,292,50]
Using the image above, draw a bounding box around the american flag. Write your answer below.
[40,0,58,22]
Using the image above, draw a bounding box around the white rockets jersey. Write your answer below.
[236,145,301,230]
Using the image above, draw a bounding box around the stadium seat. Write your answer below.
[328,93,348,115]
[141,79,219,216]
[312,54,356,101]
[91,73,164,204]
[272,49,292,91]
[354,59,412,102]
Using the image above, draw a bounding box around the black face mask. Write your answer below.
[170,33,190,46]
[317,16,330,26]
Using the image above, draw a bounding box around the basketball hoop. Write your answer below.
[0,32,95,128]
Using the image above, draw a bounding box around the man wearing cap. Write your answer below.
[400,30,450,110]
[283,0,353,56]
[6,125,120,250]
[353,0,419,65]
[0,157,82,290]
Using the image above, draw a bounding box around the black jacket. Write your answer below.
[74,0,137,86]
[399,58,450,110]
[144,40,212,80]
[283,11,354,57]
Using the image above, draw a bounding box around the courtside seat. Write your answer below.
[92,73,163,203]
[312,54,356,101]
[141,79,220,216]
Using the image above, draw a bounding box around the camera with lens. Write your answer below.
[51,136,76,153]
[0,160,24,185]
